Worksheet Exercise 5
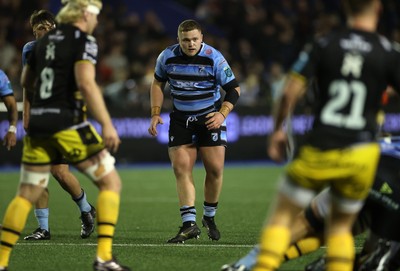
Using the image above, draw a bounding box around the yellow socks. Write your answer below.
[96,190,120,261]
[0,196,32,268]
[326,232,354,271]
[284,237,321,260]
[254,226,291,271]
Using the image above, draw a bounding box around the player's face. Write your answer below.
[86,12,98,35]
[178,29,203,57]
[33,21,55,39]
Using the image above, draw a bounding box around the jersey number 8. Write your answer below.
[39,67,54,99]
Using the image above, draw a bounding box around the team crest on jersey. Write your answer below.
[223,67,233,77]
[85,41,98,56]
[205,48,212,55]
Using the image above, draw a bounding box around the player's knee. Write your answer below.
[279,175,315,208]
[331,193,364,214]
[20,167,50,187]
[83,151,116,182]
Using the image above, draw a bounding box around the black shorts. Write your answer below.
[52,156,68,165]
[361,155,400,241]
[168,111,227,147]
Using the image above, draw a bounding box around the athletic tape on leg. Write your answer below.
[84,152,116,181]
[20,168,50,187]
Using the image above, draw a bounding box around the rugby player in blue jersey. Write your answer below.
[0,69,17,151]
[148,19,240,243]
[21,9,95,241]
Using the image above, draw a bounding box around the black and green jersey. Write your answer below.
[27,23,98,136]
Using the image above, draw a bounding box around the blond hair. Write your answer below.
[56,0,102,24]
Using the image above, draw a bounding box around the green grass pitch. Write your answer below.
[0,165,364,271]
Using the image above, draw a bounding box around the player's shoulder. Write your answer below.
[158,44,180,61]
[0,69,11,93]
[198,43,223,58]
[22,40,36,53]
[164,44,179,54]
[55,24,96,43]
[0,68,8,82]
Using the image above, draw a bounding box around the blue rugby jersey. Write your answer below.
[22,40,36,66]
[380,136,400,159]
[154,42,236,116]
[0,69,13,97]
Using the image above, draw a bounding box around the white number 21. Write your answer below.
[321,80,366,129]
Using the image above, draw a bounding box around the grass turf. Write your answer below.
[0,165,364,271]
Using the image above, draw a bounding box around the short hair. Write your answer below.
[56,0,102,24]
[177,19,202,35]
[342,0,376,16]
[30,10,56,28]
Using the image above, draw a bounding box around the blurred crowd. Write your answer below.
[1,0,399,113]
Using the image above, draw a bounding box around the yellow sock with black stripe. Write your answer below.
[326,232,354,271]
[254,226,290,271]
[0,196,32,267]
[284,237,321,260]
[96,190,120,261]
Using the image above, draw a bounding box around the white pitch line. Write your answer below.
[16,242,255,248]
[15,243,363,249]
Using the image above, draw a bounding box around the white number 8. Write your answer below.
[39,67,54,99]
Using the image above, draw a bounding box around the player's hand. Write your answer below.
[268,130,288,163]
[205,111,225,130]
[102,124,121,153]
[3,132,17,151]
[148,115,164,137]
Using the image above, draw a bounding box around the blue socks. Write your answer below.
[34,208,49,231]
[203,201,218,218]
[73,189,91,213]
[180,206,196,223]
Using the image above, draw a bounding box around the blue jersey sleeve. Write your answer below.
[213,51,235,87]
[0,69,13,97]
[154,49,169,82]
[22,41,36,66]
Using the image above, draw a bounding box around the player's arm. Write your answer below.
[1,94,18,150]
[21,65,36,131]
[148,78,165,137]
[74,60,120,153]
[22,88,32,131]
[268,73,307,162]
[205,84,240,130]
[273,73,306,131]
[219,83,240,118]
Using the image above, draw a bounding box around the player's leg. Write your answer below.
[325,143,379,271]
[167,144,200,243]
[254,189,306,271]
[222,189,328,271]
[0,164,50,270]
[58,125,129,271]
[74,149,130,271]
[325,199,359,271]
[51,162,96,238]
[23,188,51,240]
[199,145,225,241]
